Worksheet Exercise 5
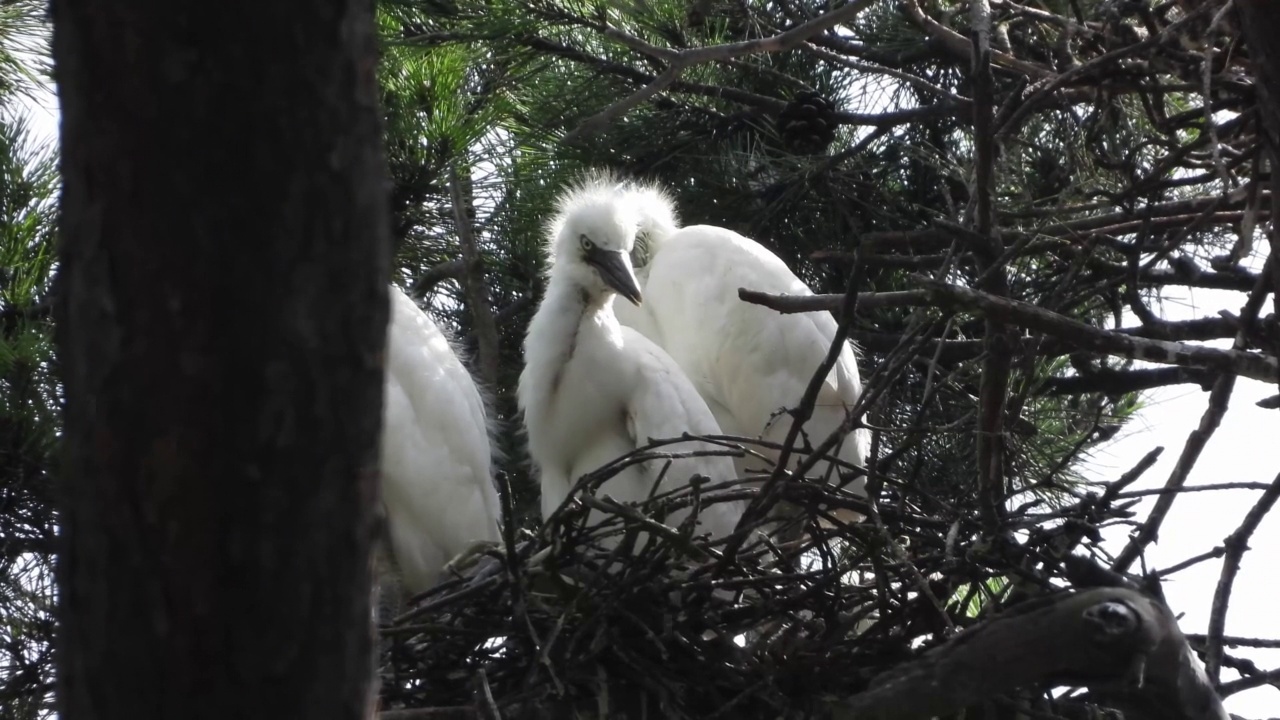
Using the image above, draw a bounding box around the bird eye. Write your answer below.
[580,235,595,251]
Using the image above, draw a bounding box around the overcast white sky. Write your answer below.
[1087,283,1279,717]
[15,85,1279,715]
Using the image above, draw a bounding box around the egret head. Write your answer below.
[547,175,645,306]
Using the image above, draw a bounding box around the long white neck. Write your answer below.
[517,278,620,423]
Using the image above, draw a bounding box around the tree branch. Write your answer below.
[970,0,1009,531]
[449,167,500,391]
[409,259,464,299]
[831,191,1271,256]
[738,280,1280,383]
[564,0,877,143]
[1204,473,1280,681]
[829,588,1229,720]
[1037,366,1215,396]
[900,0,1053,80]
[996,4,1212,137]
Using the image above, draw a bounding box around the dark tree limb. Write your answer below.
[739,281,1280,383]
[409,259,464,299]
[970,0,1011,531]
[1204,472,1280,681]
[1112,371,1237,575]
[839,192,1270,255]
[52,0,390,718]
[1237,0,1280,319]
[829,588,1230,720]
[511,34,952,129]
[449,167,500,391]
[564,0,878,142]
[1038,366,1216,396]
[900,0,1052,79]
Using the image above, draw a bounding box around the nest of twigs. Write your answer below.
[376,435,1150,720]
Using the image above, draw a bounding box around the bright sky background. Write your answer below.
[1087,284,1279,717]
[15,81,1279,716]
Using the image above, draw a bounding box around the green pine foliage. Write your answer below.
[0,106,58,720]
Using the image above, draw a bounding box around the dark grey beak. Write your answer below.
[585,246,643,306]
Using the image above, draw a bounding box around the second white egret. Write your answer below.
[614,186,869,514]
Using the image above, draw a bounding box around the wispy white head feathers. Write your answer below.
[544,171,680,272]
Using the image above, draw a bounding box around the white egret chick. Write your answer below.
[518,175,744,542]
[379,284,502,602]
[615,192,869,512]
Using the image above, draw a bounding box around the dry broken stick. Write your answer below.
[827,587,1229,720]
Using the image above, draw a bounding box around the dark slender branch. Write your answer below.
[1204,472,1280,681]
[968,0,1010,531]
[409,259,464,299]
[1187,634,1280,650]
[565,0,878,142]
[839,192,1270,255]
[1038,367,1215,396]
[739,281,1280,383]
[1102,447,1165,503]
[1218,668,1280,697]
[449,168,501,391]
[1152,547,1227,580]
[380,707,475,719]
[1112,482,1279,500]
[900,0,1052,79]
[996,4,1211,137]
[1112,373,1237,574]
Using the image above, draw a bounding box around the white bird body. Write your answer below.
[616,221,868,496]
[379,284,502,596]
[519,177,744,540]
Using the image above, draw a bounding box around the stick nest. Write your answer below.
[376,436,1147,720]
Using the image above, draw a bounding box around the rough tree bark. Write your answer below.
[1237,0,1280,320]
[51,1,391,719]
[830,587,1229,720]
[449,167,501,392]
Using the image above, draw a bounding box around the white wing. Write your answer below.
[380,286,501,594]
[621,327,745,540]
[630,225,868,478]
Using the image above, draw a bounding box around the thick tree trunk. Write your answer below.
[1237,0,1280,320]
[51,2,391,719]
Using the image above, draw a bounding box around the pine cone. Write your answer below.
[777,91,837,155]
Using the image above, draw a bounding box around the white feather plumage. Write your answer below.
[380,284,502,596]
[518,174,744,540]
[612,190,869,499]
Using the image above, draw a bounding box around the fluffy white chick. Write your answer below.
[518,174,744,541]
